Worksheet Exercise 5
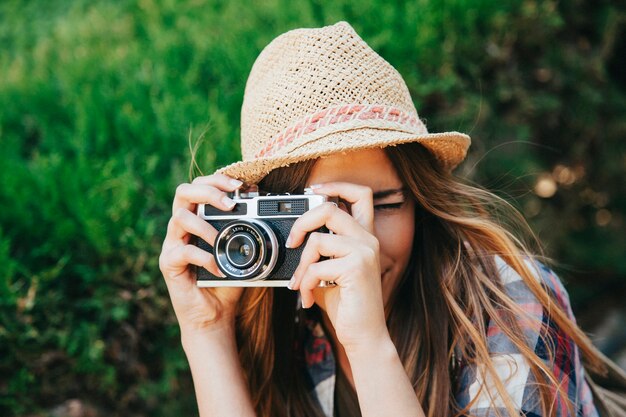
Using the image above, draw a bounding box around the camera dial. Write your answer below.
[214,219,278,280]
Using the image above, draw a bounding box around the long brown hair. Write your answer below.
[233,142,603,417]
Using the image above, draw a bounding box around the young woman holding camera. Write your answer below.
[159,22,604,417]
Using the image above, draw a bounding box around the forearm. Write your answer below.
[182,326,256,417]
[347,337,425,417]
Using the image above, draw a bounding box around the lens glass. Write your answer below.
[225,233,258,268]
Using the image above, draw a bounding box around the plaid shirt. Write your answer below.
[303,257,599,417]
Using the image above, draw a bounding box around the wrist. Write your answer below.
[344,333,422,416]
[177,317,255,416]
[343,331,396,361]
[180,320,237,353]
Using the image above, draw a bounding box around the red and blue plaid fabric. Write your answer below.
[454,257,598,416]
[303,257,599,417]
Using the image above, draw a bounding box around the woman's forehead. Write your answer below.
[307,148,402,190]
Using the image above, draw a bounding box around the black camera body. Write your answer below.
[195,188,330,287]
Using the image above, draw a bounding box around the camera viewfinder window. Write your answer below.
[279,202,292,213]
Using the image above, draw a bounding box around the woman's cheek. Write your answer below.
[375,210,415,260]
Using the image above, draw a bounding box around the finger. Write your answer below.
[165,207,219,245]
[160,244,222,280]
[172,183,238,214]
[287,202,370,248]
[172,174,242,214]
[309,182,374,232]
[292,233,353,285]
[298,258,346,308]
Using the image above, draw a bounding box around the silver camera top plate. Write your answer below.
[197,192,328,220]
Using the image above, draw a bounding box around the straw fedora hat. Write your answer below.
[218,21,471,184]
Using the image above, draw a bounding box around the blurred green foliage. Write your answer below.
[0,0,624,415]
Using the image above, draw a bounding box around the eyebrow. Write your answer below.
[373,188,405,200]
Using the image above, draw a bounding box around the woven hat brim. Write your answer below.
[217,128,471,185]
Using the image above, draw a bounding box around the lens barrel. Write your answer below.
[214,220,278,280]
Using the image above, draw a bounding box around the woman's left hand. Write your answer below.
[287,182,389,353]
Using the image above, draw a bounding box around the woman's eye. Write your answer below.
[374,202,405,211]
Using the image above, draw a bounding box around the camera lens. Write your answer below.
[225,233,258,268]
[214,220,278,280]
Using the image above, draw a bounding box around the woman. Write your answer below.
[159,22,603,417]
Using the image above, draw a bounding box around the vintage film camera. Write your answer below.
[195,188,333,287]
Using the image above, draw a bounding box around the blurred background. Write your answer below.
[0,0,624,415]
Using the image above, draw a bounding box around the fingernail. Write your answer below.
[230,179,243,188]
[309,183,323,190]
[222,196,236,208]
[285,236,293,248]
[287,276,295,290]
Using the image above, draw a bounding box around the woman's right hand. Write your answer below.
[159,173,245,336]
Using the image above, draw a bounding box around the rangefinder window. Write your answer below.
[279,202,292,213]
